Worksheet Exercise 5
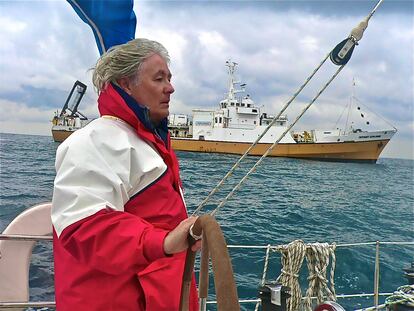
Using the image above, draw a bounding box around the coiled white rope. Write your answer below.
[303,243,337,311]
[252,241,339,311]
[275,240,307,311]
[385,285,414,308]
[354,285,414,311]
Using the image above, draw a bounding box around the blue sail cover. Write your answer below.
[67,0,137,55]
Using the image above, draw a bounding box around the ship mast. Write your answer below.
[344,78,356,134]
[225,60,237,101]
[224,60,247,104]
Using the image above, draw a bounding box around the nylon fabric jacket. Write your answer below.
[52,83,198,310]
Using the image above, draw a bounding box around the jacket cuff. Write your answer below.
[143,228,170,262]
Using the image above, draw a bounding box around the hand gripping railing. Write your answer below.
[180,215,240,311]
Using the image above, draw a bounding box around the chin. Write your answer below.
[162,110,170,119]
[151,111,169,124]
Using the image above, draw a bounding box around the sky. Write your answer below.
[0,0,413,159]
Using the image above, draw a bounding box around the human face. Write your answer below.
[126,54,175,124]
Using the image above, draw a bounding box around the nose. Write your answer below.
[165,81,175,94]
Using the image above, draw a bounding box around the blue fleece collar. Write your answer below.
[112,83,169,146]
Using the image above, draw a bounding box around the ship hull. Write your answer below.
[171,138,392,163]
[51,129,74,143]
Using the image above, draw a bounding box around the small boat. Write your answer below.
[169,61,397,163]
[51,81,92,143]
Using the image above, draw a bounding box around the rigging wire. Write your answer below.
[352,96,397,131]
[333,101,350,131]
[192,0,386,217]
[191,52,331,216]
[211,65,345,217]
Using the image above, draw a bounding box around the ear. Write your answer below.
[117,77,133,95]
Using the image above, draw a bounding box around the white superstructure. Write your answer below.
[189,61,296,144]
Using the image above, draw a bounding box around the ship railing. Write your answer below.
[0,235,412,310]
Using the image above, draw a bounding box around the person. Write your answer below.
[51,38,201,311]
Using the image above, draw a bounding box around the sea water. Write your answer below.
[1,132,413,310]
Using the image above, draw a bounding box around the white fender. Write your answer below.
[0,203,52,303]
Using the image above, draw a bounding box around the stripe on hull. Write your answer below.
[171,138,391,162]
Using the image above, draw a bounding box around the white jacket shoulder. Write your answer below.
[52,117,167,236]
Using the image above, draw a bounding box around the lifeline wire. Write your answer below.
[192,0,385,218]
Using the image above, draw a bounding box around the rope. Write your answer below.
[303,243,337,311]
[209,65,345,217]
[190,0,386,218]
[354,285,414,311]
[275,240,307,311]
[192,53,331,216]
[385,285,414,307]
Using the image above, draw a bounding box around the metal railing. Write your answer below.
[0,234,412,310]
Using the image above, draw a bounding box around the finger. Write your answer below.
[187,216,198,224]
[181,216,198,230]
[191,240,202,252]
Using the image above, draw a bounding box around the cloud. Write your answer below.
[0,99,54,123]
[0,16,26,34]
[0,0,412,159]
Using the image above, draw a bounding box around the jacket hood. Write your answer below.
[98,83,169,147]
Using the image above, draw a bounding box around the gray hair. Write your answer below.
[92,38,170,93]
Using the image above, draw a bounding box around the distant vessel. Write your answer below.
[169,61,396,163]
[51,81,92,142]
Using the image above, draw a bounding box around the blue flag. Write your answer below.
[67,0,137,55]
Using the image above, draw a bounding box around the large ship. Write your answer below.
[169,61,396,163]
[51,81,92,142]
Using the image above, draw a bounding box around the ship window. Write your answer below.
[236,103,240,107]
[254,121,256,125]
[215,117,218,123]
[199,135,205,140]
[231,102,234,106]
[219,117,222,123]
[252,109,257,113]
[241,103,245,107]
[247,104,251,107]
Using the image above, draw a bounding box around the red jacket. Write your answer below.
[52,83,198,310]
